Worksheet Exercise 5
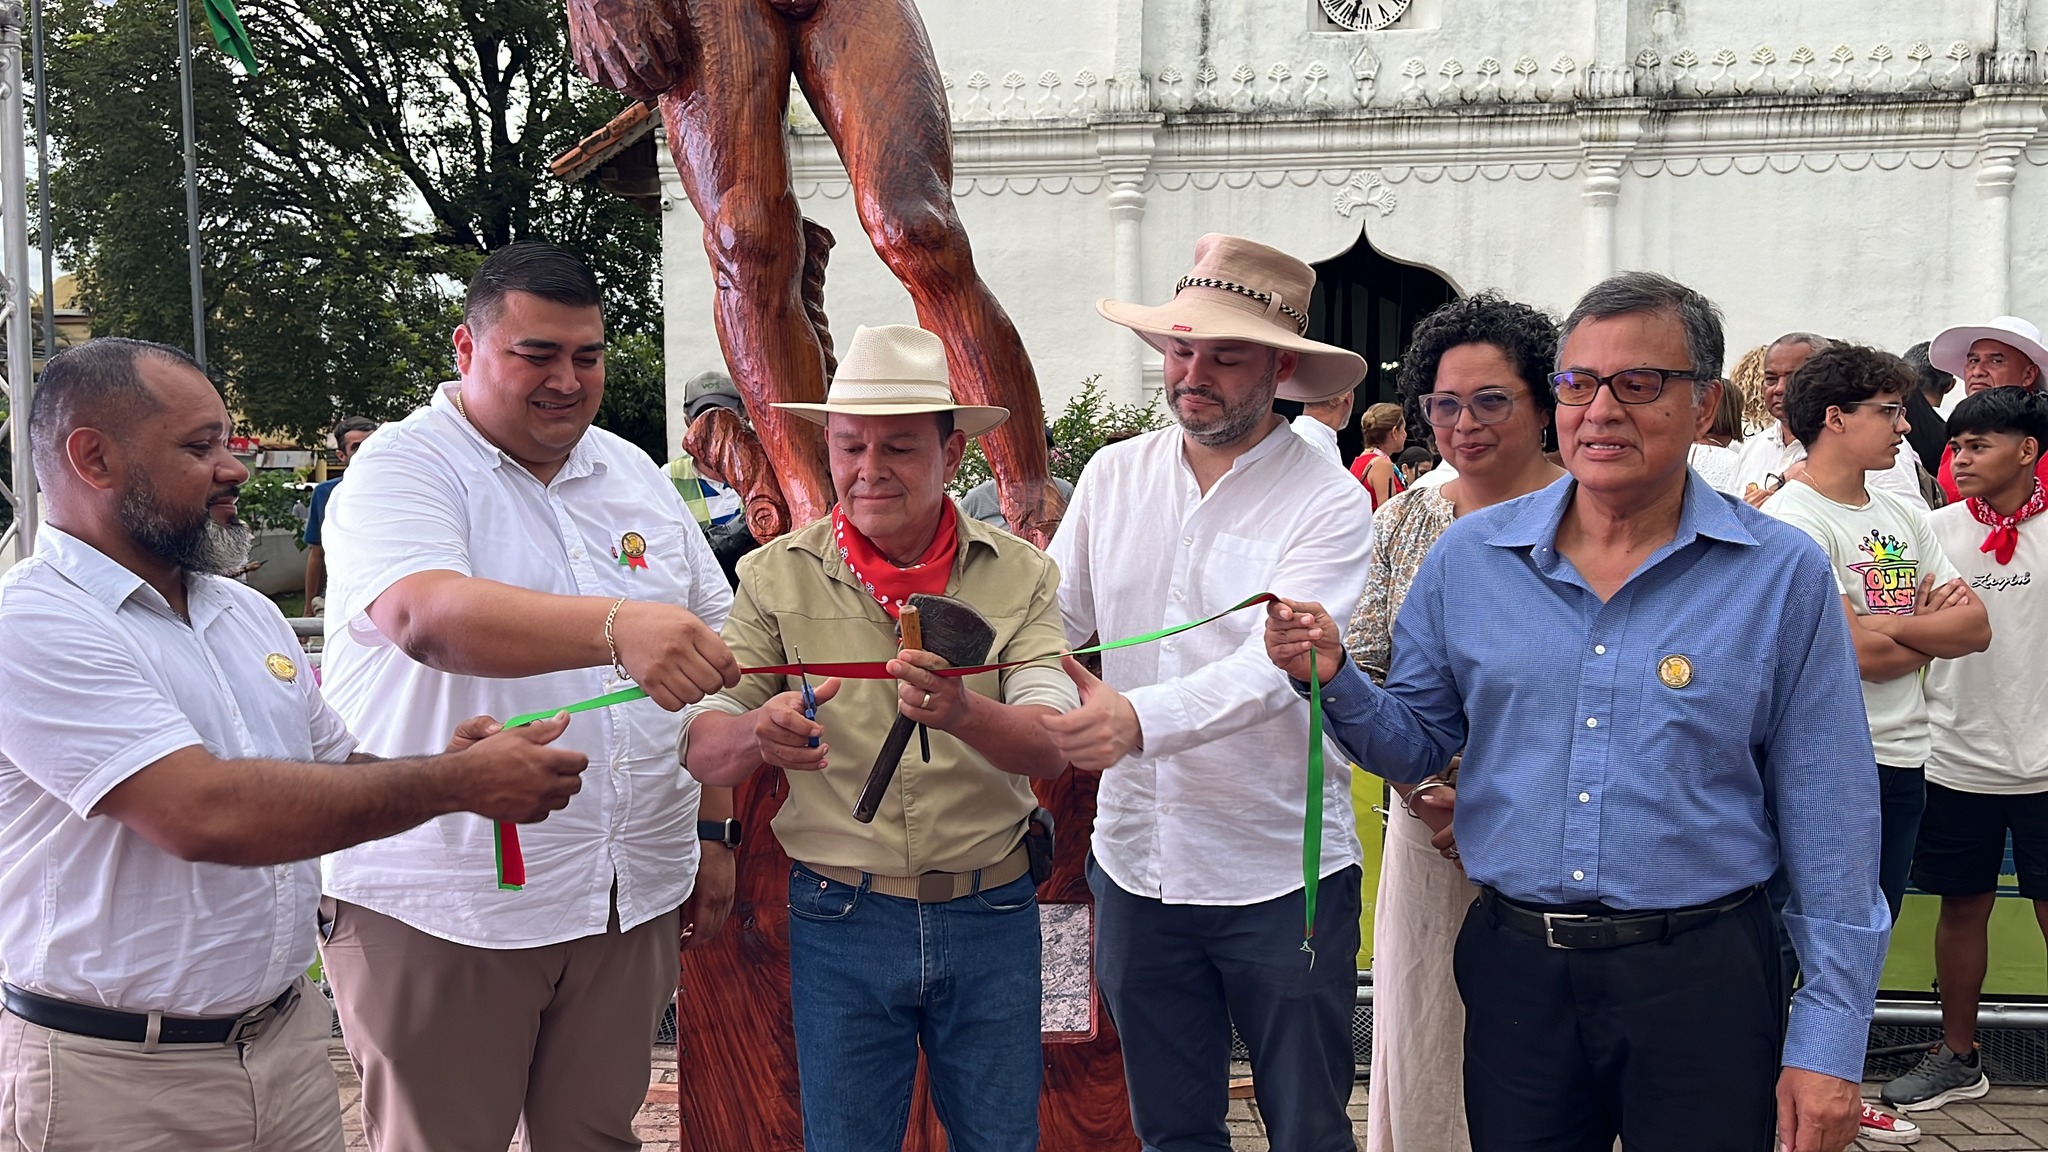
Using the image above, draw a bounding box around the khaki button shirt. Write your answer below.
[681,509,1079,876]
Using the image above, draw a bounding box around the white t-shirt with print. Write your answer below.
[1924,504,2048,793]
[1763,479,1959,767]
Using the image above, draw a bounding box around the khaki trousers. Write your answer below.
[0,975,342,1152]
[319,899,680,1152]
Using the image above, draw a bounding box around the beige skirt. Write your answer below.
[1366,803,1479,1152]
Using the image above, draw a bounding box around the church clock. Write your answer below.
[1319,0,1411,31]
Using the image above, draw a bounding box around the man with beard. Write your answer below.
[317,243,741,1151]
[1042,234,1374,1152]
[0,338,590,1152]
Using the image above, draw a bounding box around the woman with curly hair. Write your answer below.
[1348,292,1565,1152]
[1349,402,1409,509]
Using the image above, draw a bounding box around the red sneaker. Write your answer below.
[1859,1101,1921,1145]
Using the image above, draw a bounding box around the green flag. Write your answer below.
[200,0,259,75]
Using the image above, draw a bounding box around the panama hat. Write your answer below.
[1928,315,2048,379]
[774,324,1009,437]
[1096,233,1367,403]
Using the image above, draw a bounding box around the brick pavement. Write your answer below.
[331,1039,2048,1151]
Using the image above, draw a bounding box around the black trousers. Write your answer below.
[1454,888,1784,1152]
[1089,855,1362,1152]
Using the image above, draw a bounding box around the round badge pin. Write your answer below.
[1657,654,1693,689]
[265,653,299,683]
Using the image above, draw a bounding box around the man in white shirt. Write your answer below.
[1736,332,1928,509]
[1291,388,1352,467]
[318,244,742,1152]
[0,338,588,1152]
[1043,235,1373,1152]
[1883,386,2048,1114]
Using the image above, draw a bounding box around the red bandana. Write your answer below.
[833,500,959,619]
[1968,478,2048,565]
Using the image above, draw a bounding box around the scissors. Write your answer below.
[795,648,820,749]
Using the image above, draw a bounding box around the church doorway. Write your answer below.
[1305,231,1458,463]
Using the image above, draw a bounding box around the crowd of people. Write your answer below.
[0,232,2042,1152]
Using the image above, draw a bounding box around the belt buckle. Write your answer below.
[916,872,955,904]
[224,987,296,1046]
[1542,912,1589,949]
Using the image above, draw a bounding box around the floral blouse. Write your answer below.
[1345,484,1457,684]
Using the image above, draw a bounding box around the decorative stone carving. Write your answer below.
[1154,66,1186,112]
[1034,70,1063,120]
[1333,171,1397,217]
[962,70,992,121]
[1549,55,1579,102]
[1230,63,1258,110]
[1512,55,1541,100]
[1398,57,1429,107]
[999,70,1029,118]
[1264,63,1294,108]
[1304,61,1335,110]
[1351,44,1381,106]
[1194,62,1220,109]
[1438,58,1465,103]
[1072,69,1100,116]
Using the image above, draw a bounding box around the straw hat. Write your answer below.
[774,324,1009,437]
[1929,315,2048,380]
[1097,233,1367,402]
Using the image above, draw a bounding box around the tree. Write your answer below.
[45,0,667,458]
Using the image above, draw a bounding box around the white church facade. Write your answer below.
[595,0,2048,444]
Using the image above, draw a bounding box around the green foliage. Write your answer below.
[238,468,308,539]
[597,329,670,463]
[44,0,663,447]
[950,375,1168,496]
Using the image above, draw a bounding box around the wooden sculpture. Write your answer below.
[567,0,1064,545]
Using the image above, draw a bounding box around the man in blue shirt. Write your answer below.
[302,415,377,609]
[1265,272,1886,1152]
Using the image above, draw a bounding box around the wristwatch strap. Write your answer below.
[697,819,742,848]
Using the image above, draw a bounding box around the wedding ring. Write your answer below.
[921,691,933,709]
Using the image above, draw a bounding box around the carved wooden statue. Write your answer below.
[567,0,1063,545]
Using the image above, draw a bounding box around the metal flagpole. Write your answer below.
[176,0,205,369]
[1,0,37,560]
[30,0,50,359]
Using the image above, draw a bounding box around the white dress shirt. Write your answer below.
[1049,422,1371,905]
[1733,421,1927,507]
[1688,442,1743,495]
[0,528,357,1015]
[321,384,733,949]
[1290,415,1343,466]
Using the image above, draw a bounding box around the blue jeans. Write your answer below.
[1877,764,1927,925]
[787,862,1042,1152]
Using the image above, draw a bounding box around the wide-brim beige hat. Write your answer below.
[774,324,1009,437]
[1929,315,2048,379]
[1097,233,1367,403]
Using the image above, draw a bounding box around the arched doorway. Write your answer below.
[1304,231,1458,462]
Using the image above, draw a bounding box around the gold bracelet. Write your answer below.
[605,597,631,681]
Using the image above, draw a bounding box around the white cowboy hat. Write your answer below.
[1928,315,2048,379]
[774,324,1010,437]
[1096,233,1367,403]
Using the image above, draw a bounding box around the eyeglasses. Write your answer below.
[1847,401,1908,420]
[1420,388,1526,428]
[1548,368,1698,406]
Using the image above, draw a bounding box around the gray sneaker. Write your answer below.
[1882,1045,1991,1112]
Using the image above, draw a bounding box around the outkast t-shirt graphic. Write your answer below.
[1849,529,1918,614]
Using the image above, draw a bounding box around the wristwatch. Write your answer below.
[697,819,742,849]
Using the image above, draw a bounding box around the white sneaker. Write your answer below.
[1858,1102,1921,1145]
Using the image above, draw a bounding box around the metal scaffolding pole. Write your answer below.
[176,0,204,369]
[31,0,50,359]
[0,0,33,560]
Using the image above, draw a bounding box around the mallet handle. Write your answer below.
[853,607,922,824]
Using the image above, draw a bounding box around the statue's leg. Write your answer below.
[794,0,1060,544]
[659,0,834,528]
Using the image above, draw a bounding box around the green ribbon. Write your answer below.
[496,589,1333,954]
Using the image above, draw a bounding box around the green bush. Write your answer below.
[950,375,1167,496]
[239,468,311,544]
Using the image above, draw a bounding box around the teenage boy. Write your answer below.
[1882,387,2048,1114]
[1762,346,1994,1143]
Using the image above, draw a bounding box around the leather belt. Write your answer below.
[804,844,1032,904]
[1482,885,1760,950]
[2,982,298,1045]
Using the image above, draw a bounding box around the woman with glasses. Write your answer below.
[1350,402,1410,509]
[1346,293,1565,1152]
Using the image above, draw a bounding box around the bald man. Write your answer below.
[0,337,587,1152]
